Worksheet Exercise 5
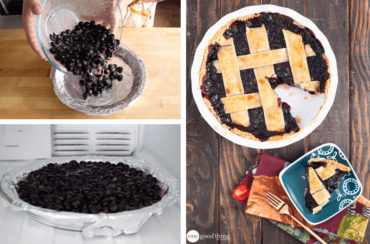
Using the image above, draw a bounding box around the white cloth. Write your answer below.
[121,1,157,27]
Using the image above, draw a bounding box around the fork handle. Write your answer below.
[289,214,327,244]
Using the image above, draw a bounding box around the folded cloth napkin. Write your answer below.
[232,152,370,243]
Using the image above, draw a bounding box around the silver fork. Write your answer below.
[264,192,327,244]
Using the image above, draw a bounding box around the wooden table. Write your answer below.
[186,0,369,243]
[0,28,180,119]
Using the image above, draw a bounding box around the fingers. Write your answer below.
[30,0,42,15]
[23,18,47,61]
[22,0,47,60]
[109,12,119,34]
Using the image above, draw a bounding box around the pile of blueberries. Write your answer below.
[17,160,163,214]
[49,21,124,99]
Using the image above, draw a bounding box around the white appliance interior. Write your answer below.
[0,124,180,244]
[0,125,51,160]
[51,124,139,156]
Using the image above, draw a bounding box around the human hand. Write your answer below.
[22,0,157,61]
[22,0,47,60]
[22,0,124,61]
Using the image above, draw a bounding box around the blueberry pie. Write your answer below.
[200,12,330,141]
[305,158,350,214]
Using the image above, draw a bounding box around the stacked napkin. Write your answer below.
[232,152,370,243]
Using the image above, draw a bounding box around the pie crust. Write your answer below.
[305,158,350,214]
[309,158,350,181]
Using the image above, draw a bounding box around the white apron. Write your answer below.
[120,0,158,27]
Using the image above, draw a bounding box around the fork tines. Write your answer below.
[264,192,285,210]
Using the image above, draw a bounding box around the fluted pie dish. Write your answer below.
[192,5,338,149]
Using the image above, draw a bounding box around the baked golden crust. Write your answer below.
[217,38,250,127]
[305,158,350,214]
[221,93,261,114]
[198,13,331,142]
[213,44,316,72]
[307,167,325,194]
[307,167,330,207]
[246,25,285,132]
[312,199,329,214]
[308,158,351,181]
[311,188,330,206]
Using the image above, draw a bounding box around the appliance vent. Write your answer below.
[51,125,138,156]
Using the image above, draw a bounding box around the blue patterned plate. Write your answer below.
[279,143,362,225]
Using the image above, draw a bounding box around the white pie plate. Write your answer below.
[191,4,338,149]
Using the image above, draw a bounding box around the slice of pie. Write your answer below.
[200,12,330,141]
[305,158,350,214]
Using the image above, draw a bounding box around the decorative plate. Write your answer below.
[279,143,362,225]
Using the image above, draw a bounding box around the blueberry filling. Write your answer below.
[305,162,350,211]
[228,102,299,141]
[305,167,319,211]
[309,161,327,169]
[17,160,164,213]
[322,170,349,194]
[305,189,319,211]
[202,12,330,140]
[49,21,124,99]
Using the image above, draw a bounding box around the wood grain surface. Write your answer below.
[0,28,180,119]
[350,0,370,203]
[186,0,370,243]
[186,0,221,240]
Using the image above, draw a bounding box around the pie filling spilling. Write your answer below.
[201,12,330,141]
[305,158,350,214]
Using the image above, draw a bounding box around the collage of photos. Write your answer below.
[0,0,369,244]
[0,0,181,243]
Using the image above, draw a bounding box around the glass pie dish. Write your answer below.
[37,0,123,75]
[0,156,179,238]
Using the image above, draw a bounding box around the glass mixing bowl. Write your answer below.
[37,0,123,75]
